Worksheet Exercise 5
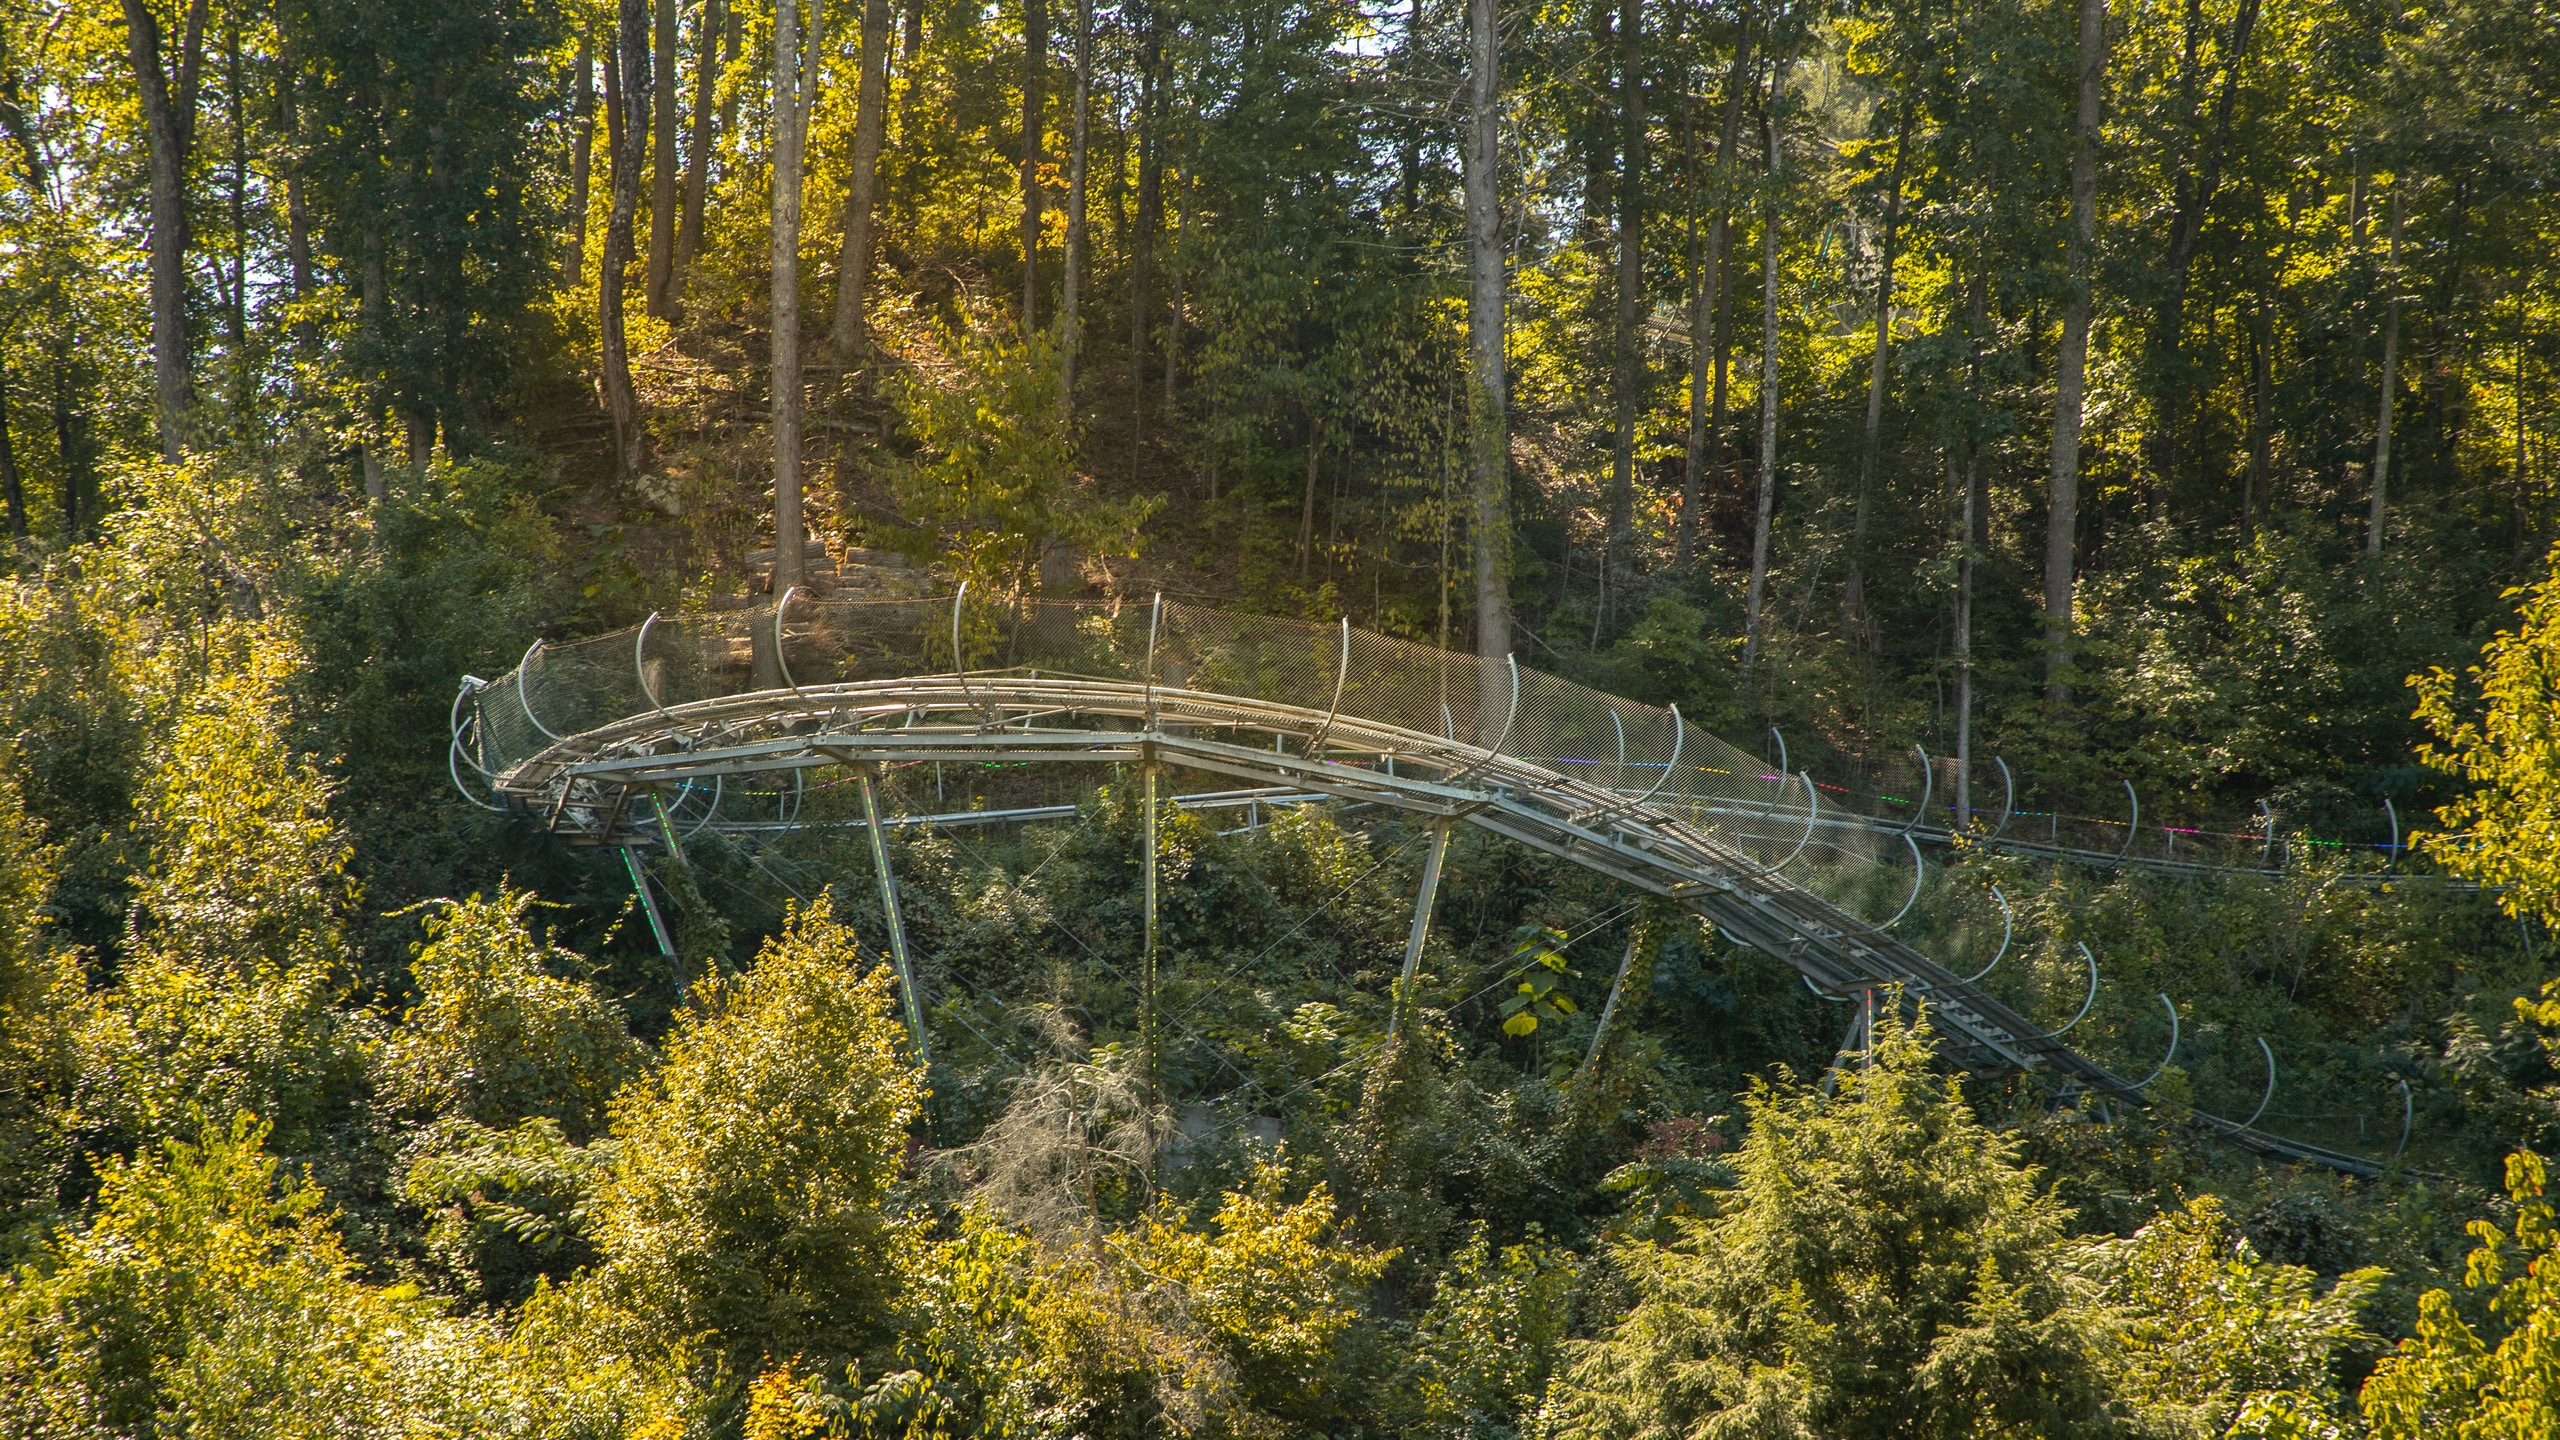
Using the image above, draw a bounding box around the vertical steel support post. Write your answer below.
[857,766,931,1066]
[1142,758,1160,1107]
[1386,822,1453,1048]
[621,845,684,996]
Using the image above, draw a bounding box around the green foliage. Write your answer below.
[2083,1196,2384,1438]
[1545,1006,2129,1440]
[886,322,1155,598]
[1391,1224,1580,1440]
[0,1115,483,1438]
[1498,925,1579,1038]
[2362,1150,2560,1437]
[401,1116,604,1311]
[2415,547,2560,923]
[584,893,925,1397]
[380,886,639,1140]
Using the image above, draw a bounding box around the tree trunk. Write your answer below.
[120,0,208,462]
[2044,0,2106,702]
[1297,417,1322,579]
[646,0,679,317]
[773,0,827,595]
[1022,0,1047,328]
[678,0,723,288]
[0,355,26,545]
[1466,0,1510,724]
[1130,5,1162,437]
[1678,18,1753,571]
[1845,99,1911,647]
[833,0,892,360]
[2369,185,2405,557]
[2149,0,2258,494]
[602,0,648,479]
[1600,0,1643,630]
[49,341,86,537]
[566,38,595,285]
[1060,0,1091,392]
[2246,299,2270,535]
[1741,48,1786,676]
[1165,171,1186,411]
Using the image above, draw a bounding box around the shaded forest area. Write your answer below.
[8,0,2560,1435]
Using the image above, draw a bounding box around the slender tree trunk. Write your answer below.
[361,230,387,498]
[1130,5,1161,437]
[2044,0,2107,702]
[2246,299,2270,535]
[566,38,595,285]
[1601,0,1643,628]
[1466,0,1511,722]
[1165,172,1186,411]
[223,16,246,429]
[0,356,26,545]
[773,0,827,593]
[677,0,723,290]
[277,64,316,351]
[2369,185,2405,557]
[603,0,648,479]
[1298,417,1322,578]
[1060,0,1091,392]
[1741,48,1786,676]
[1679,20,1752,570]
[1022,0,1047,327]
[833,0,892,360]
[1845,100,1911,646]
[121,0,208,462]
[647,0,679,316]
[49,341,86,537]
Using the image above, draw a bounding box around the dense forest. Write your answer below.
[6,0,2560,1433]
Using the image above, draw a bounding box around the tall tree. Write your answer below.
[1466,0,1510,721]
[120,0,210,462]
[1741,42,1786,676]
[602,0,649,478]
[646,0,679,317]
[1059,0,1091,393]
[2369,183,2406,556]
[1129,0,1162,435]
[831,0,892,362]
[565,37,595,287]
[2044,0,2106,701]
[1843,95,1911,650]
[1600,0,1644,630]
[0,355,25,544]
[771,0,827,594]
[1678,15,1752,571]
[1022,0,1047,327]
[676,0,722,281]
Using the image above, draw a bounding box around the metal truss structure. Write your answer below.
[455,591,2400,1177]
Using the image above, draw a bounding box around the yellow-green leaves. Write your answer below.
[2361,1150,2560,1438]
[1499,923,1578,1037]
[2415,548,2560,924]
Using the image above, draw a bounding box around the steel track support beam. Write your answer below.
[1142,756,1160,1115]
[621,846,685,999]
[857,765,932,1068]
[1386,822,1453,1049]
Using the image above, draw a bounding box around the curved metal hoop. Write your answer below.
[1611,711,1628,795]
[1142,593,1164,728]
[449,735,507,810]
[2132,994,2180,1089]
[2116,780,2140,863]
[951,582,994,721]
[1903,745,1933,836]
[1769,772,1819,874]
[449,677,499,779]
[517,641,564,742]
[2259,798,2277,867]
[1884,833,1925,929]
[2050,941,2100,1036]
[2393,1077,2413,1161]
[1445,656,1520,784]
[679,773,726,839]
[2384,796,2401,871]
[774,587,812,699]
[635,612,679,721]
[2241,1037,2277,1129]
[1305,617,1353,756]
[1964,885,2014,983]
[1804,974,1855,1002]
[1988,757,2016,840]
[1763,727,1791,816]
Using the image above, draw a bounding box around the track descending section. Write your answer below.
[455,592,2382,1177]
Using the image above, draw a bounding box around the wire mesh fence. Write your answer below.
[465,592,2401,882]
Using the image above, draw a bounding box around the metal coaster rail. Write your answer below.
[457,594,2390,1178]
